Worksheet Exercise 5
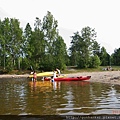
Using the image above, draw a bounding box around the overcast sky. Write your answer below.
[1,0,120,54]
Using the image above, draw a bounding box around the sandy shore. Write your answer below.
[66,71,120,85]
[0,74,29,78]
[0,71,120,85]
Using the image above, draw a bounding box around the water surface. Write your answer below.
[0,78,120,115]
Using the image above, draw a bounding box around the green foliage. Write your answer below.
[112,48,120,66]
[0,12,119,72]
[69,26,101,68]
[0,18,23,71]
[89,55,101,68]
[99,47,109,66]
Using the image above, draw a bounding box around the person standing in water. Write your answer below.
[53,70,57,78]
[33,71,37,81]
[50,71,56,82]
[50,73,57,90]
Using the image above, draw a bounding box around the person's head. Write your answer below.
[51,76,53,78]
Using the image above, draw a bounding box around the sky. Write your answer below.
[0,0,120,54]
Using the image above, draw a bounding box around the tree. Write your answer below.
[89,55,101,68]
[69,26,100,68]
[41,11,68,70]
[22,23,33,69]
[69,31,81,66]
[112,48,120,66]
[0,18,23,71]
[0,18,11,70]
[9,18,23,70]
[53,34,68,70]
[31,17,45,70]
[99,47,108,66]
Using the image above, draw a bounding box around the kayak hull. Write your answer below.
[29,71,54,78]
[44,76,91,81]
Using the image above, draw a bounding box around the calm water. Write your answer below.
[0,78,120,115]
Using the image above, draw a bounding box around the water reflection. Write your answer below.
[88,83,120,115]
[29,81,62,92]
[0,78,29,115]
[0,78,120,115]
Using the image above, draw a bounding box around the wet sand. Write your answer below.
[0,71,120,85]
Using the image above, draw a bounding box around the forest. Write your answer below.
[0,11,120,72]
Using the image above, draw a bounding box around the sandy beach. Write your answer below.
[67,71,120,85]
[0,71,120,85]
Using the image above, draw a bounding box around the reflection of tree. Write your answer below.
[1,79,119,115]
[57,81,93,114]
[56,81,119,115]
[27,81,63,115]
[90,83,112,102]
[89,83,120,114]
[0,79,28,114]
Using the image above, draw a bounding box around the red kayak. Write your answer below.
[44,76,91,81]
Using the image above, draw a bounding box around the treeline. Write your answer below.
[0,11,120,72]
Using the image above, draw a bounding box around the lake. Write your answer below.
[0,77,120,116]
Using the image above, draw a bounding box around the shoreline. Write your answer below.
[0,71,120,85]
[0,74,29,78]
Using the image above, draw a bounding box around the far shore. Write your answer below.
[0,71,120,85]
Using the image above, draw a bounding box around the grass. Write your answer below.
[0,66,120,75]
